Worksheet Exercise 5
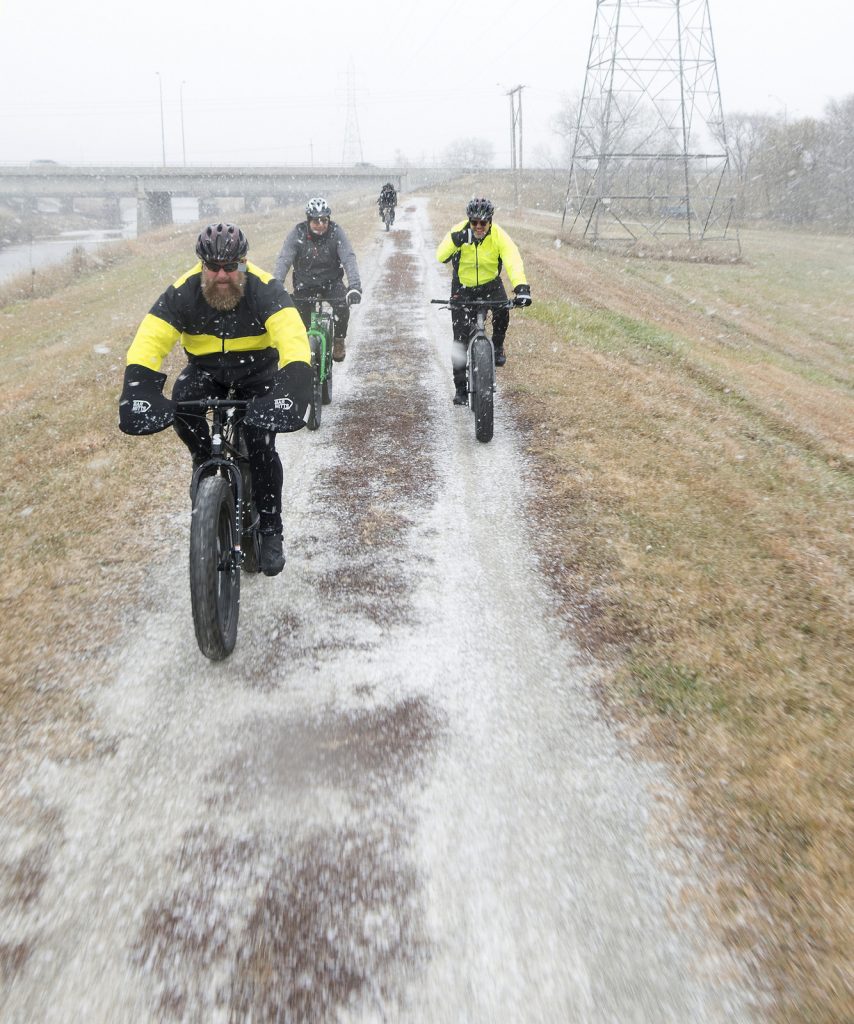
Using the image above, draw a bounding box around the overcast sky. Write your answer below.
[1,0,851,168]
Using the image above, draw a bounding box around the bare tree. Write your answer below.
[444,138,495,171]
[714,112,776,218]
[822,94,854,228]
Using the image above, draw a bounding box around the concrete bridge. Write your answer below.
[0,165,447,230]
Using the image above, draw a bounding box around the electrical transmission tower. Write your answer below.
[561,0,736,250]
[341,59,364,167]
[507,85,524,206]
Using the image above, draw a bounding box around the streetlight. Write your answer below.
[155,71,166,166]
[180,80,188,166]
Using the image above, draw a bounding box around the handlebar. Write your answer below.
[175,398,251,411]
[431,298,519,310]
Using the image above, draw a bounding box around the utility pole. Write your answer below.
[179,81,188,166]
[507,85,524,206]
[155,72,166,167]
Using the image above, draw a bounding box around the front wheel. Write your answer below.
[469,336,495,443]
[190,475,240,660]
[307,334,323,429]
[320,315,335,405]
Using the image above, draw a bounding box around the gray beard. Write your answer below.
[202,273,246,311]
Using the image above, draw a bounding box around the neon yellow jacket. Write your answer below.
[126,261,310,372]
[436,221,528,289]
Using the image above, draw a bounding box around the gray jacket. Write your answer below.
[274,221,361,293]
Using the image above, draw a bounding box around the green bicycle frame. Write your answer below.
[307,308,332,386]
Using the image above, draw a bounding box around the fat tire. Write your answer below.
[307,335,323,430]
[470,336,495,443]
[190,475,240,660]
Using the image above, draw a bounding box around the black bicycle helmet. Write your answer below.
[195,223,248,263]
[466,197,494,221]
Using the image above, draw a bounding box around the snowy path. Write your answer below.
[0,199,757,1022]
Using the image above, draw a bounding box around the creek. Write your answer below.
[0,198,201,285]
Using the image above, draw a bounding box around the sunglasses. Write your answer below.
[469,219,491,228]
[310,216,329,224]
[204,261,240,273]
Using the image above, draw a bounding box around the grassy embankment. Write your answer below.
[427,189,851,1024]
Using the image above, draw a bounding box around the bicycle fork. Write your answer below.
[207,416,246,571]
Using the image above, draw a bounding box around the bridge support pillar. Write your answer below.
[106,197,123,227]
[137,191,172,232]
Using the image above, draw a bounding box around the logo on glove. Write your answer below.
[132,399,152,413]
[274,397,294,410]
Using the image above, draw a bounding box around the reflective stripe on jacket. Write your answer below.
[126,261,310,372]
[436,220,528,289]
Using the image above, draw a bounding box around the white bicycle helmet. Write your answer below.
[305,197,332,219]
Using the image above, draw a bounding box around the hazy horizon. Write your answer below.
[1,0,851,168]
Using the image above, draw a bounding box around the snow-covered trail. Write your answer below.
[0,199,757,1022]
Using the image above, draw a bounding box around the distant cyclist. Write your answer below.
[274,197,362,363]
[377,182,398,224]
[118,222,312,576]
[436,197,532,404]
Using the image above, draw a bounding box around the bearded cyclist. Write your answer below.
[118,222,312,577]
[274,197,362,363]
[436,197,532,405]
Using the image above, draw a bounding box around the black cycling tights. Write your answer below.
[451,278,510,347]
[172,361,284,532]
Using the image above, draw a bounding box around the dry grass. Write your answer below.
[432,195,852,1023]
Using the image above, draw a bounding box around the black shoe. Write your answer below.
[453,386,467,406]
[494,346,507,367]
[259,532,285,577]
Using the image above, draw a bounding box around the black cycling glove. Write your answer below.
[118,364,175,435]
[514,284,532,307]
[451,225,474,247]
[245,362,312,432]
[346,288,362,306]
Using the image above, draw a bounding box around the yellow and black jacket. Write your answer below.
[126,261,310,372]
[436,221,528,290]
